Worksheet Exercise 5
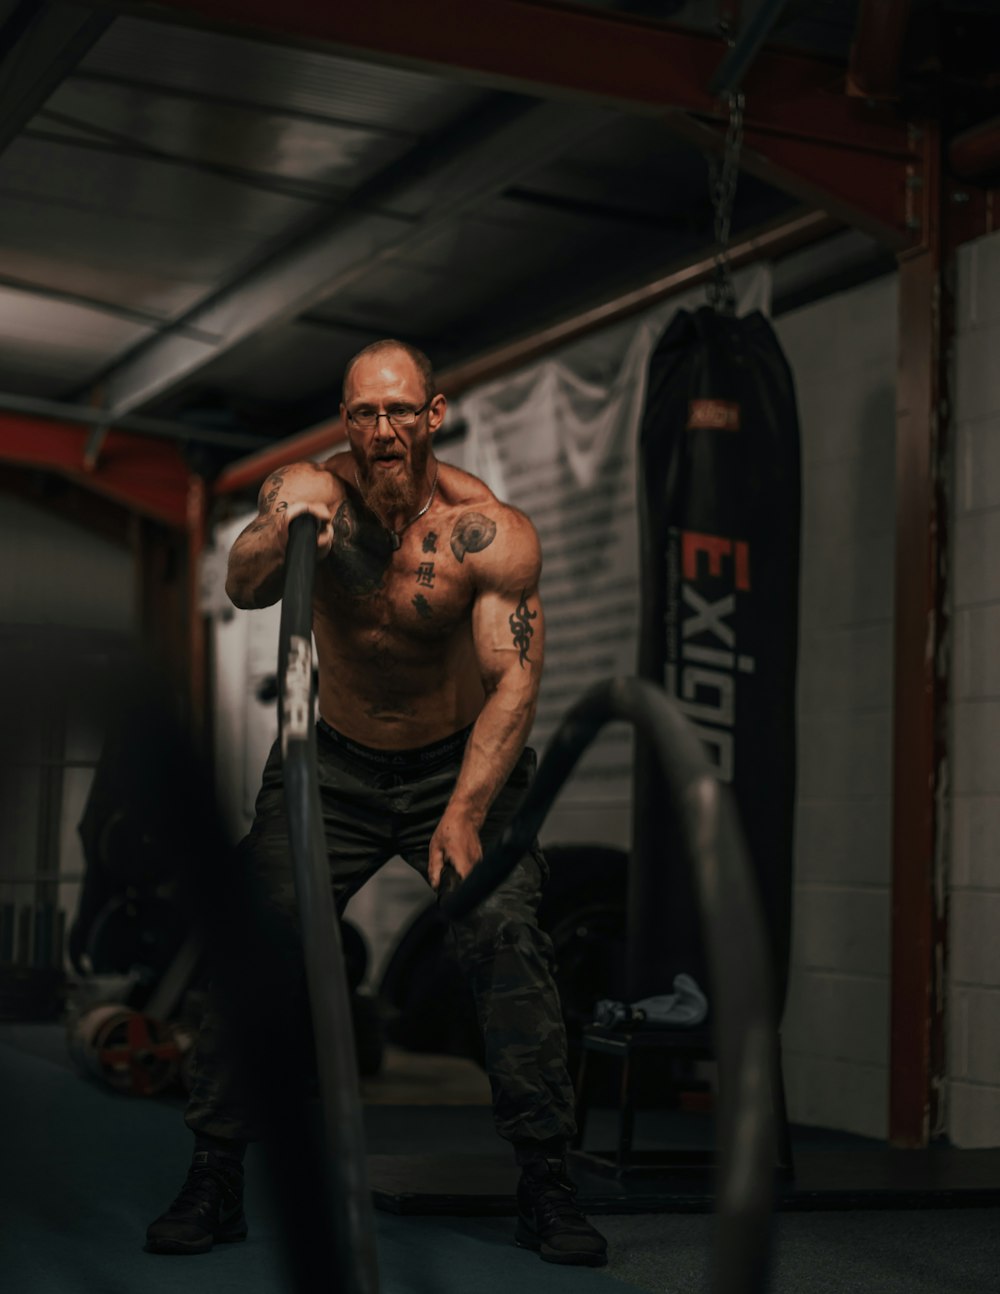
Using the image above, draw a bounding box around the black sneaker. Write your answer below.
[514,1157,607,1266]
[145,1151,247,1255]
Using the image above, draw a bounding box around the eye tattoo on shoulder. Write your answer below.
[450,512,497,563]
[509,590,538,668]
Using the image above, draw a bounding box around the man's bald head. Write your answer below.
[342,339,436,404]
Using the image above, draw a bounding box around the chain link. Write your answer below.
[707,90,745,315]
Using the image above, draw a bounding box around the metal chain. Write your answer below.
[707,90,745,315]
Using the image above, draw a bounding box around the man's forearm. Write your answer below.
[448,683,537,829]
[226,534,285,609]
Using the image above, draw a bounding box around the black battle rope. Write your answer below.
[442,676,776,1294]
[278,514,379,1294]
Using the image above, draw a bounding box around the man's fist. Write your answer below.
[428,810,483,892]
[283,500,335,559]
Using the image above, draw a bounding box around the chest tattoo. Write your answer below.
[330,499,393,596]
[412,593,433,620]
[450,511,497,563]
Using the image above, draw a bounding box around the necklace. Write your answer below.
[355,460,439,551]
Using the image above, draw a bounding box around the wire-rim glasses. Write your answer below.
[346,400,431,431]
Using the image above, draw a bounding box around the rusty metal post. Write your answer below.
[889,121,949,1147]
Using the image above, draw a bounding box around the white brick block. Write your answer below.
[950,890,1000,987]
[798,712,893,800]
[950,795,1000,889]
[794,797,892,886]
[964,230,1000,330]
[948,1080,1000,1148]
[952,509,1000,607]
[798,372,896,468]
[842,276,899,362]
[797,624,893,718]
[799,533,894,631]
[957,987,1000,1085]
[791,885,891,978]
[956,238,980,333]
[782,970,890,1067]
[954,415,1000,516]
[783,1052,888,1139]
[802,442,895,546]
[948,604,1000,700]
[954,322,1000,424]
[951,700,1000,796]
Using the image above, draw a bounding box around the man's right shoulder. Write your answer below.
[259,459,343,499]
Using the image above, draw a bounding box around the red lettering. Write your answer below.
[682,531,752,591]
[682,531,730,581]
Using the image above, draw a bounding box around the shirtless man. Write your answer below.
[145,340,608,1267]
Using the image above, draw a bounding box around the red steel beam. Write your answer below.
[847,0,913,101]
[121,0,910,157]
[0,411,191,529]
[950,116,1000,182]
[213,419,348,497]
[889,122,948,1147]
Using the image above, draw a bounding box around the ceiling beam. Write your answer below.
[0,410,192,527]
[99,97,617,417]
[847,0,913,102]
[115,0,909,158]
[0,0,112,157]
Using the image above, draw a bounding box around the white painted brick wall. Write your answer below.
[948,228,1000,1147]
[775,273,898,1139]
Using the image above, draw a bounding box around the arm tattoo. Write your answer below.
[248,498,287,535]
[259,470,286,515]
[508,590,538,668]
[450,511,497,563]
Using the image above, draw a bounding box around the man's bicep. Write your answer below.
[472,581,545,686]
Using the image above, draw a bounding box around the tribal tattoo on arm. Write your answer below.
[450,512,497,563]
[508,590,538,668]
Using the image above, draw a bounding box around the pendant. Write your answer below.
[389,531,401,551]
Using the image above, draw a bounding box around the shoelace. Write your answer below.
[173,1166,236,1213]
[524,1173,590,1230]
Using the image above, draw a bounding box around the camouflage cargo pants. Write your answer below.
[184,719,577,1149]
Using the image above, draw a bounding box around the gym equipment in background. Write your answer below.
[635,305,801,1012]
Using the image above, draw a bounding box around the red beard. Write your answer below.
[357,439,430,520]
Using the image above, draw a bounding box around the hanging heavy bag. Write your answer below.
[631,305,800,1016]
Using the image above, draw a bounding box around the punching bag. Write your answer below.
[630,306,800,1016]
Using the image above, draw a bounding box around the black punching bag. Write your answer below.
[630,306,800,1016]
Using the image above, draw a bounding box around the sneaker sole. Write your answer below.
[145,1223,248,1255]
[514,1220,607,1267]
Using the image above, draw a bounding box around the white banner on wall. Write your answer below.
[457,265,772,809]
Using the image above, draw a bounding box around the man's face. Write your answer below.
[341,350,444,517]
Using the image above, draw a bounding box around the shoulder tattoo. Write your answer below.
[509,590,538,668]
[450,511,497,563]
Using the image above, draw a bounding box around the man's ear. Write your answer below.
[428,393,447,433]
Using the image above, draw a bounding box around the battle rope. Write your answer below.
[442,676,777,1294]
[279,513,379,1294]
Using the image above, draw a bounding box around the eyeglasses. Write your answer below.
[346,400,431,431]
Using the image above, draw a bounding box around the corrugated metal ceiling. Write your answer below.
[0,0,970,457]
